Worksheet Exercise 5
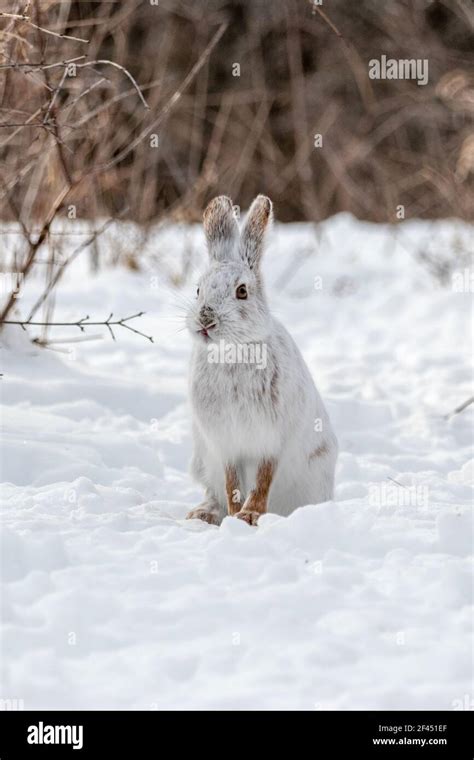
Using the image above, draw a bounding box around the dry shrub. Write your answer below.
[0,0,472,230]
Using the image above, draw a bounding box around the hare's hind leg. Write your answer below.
[236,459,275,526]
[225,464,243,515]
[187,439,224,524]
[186,488,221,525]
[187,463,243,524]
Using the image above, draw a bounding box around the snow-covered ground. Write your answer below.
[1,214,472,710]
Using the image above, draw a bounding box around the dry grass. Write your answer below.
[0,0,473,227]
[0,0,472,325]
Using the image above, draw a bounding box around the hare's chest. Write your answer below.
[192,360,279,450]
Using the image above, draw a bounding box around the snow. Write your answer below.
[1,214,472,710]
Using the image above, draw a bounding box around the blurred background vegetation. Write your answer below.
[1,0,473,229]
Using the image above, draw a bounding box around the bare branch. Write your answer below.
[43,66,69,124]
[445,396,474,419]
[0,56,87,71]
[2,313,154,343]
[0,11,90,44]
[76,60,149,110]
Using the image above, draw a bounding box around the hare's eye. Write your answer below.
[196,287,200,297]
[236,284,247,300]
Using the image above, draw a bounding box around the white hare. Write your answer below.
[186,195,337,526]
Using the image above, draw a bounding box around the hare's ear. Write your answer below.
[203,196,239,262]
[239,195,272,269]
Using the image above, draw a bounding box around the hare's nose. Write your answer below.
[199,306,216,328]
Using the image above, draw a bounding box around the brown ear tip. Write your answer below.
[203,195,233,220]
[255,194,272,217]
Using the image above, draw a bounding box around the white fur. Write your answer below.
[186,196,337,521]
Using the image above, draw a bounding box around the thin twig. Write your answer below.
[76,60,149,110]
[0,122,52,128]
[309,1,343,39]
[2,313,154,343]
[387,476,409,491]
[0,183,70,323]
[0,11,90,43]
[43,66,68,123]
[0,107,42,148]
[0,55,87,71]
[64,76,108,112]
[445,396,474,419]
[33,334,103,345]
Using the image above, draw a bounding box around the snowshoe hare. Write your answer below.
[186,195,337,526]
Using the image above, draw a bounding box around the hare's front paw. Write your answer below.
[235,509,261,526]
[186,507,220,525]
